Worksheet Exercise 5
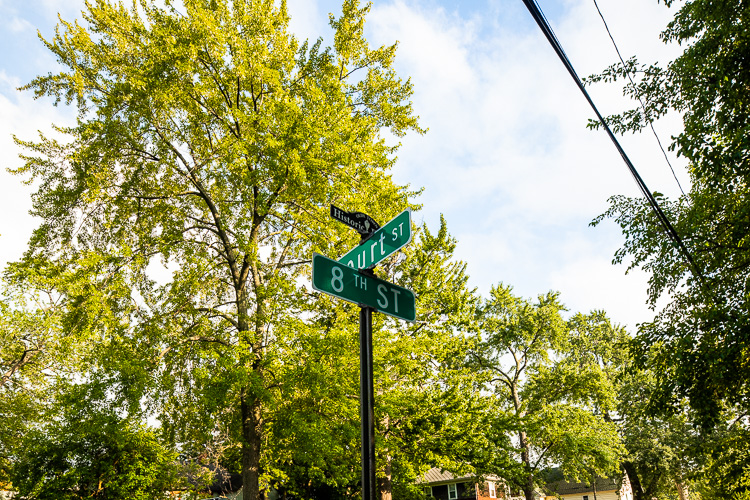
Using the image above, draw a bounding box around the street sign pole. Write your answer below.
[359,295,376,500]
[321,206,417,500]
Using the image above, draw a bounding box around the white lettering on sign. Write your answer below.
[332,206,365,232]
[346,231,396,270]
[391,222,404,241]
[376,284,403,313]
[391,288,401,313]
[377,284,388,309]
[338,210,411,270]
[331,267,344,292]
[354,274,368,290]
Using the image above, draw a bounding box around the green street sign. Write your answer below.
[312,253,416,322]
[338,209,411,270]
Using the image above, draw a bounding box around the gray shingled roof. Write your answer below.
[546,477,619,495]
[421,467,502,485]
[423,468,474,483]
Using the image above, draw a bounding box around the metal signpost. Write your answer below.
[312,207,416,500]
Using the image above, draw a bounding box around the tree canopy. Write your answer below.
[11,0,750,498]
[468,286,624,500]
[588,0,750,497]
[10,0,423,498]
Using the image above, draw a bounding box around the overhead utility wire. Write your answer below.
[591,0,685,196]
[518,0,707,288]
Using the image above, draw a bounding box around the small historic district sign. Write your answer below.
[330,205,381,236]
[312,253,416,322]
[338,209,411,270]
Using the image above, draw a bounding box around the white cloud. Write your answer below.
[0,71,75,271]
[362,0,686,329]
[8,16,33,33]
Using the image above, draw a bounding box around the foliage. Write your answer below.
[0,268,98,483]
[12,0,423,498]
[469,287,624,500]
[587,0,750,425]
[614,358,701,499]
[587,1,750,496]
[371,217,483,497]
[10,382,180,500]
[259,218,486,499]
[262,308,361,499]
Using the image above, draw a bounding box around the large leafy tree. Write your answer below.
[615,365,702,500]
[10,382,182,500]
[587,0,750,496]
[12,1,422,498]
[588,0,750,425]
[371,218,481,500]
[469,287,623,500]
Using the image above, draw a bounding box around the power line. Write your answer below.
[591,0,686,196]
[518,0,707,289]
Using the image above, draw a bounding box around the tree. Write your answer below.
[0,264,98,484]
[12,1,423,498]
[615,366,701,500]
[370,217,482,500]
[587,0,750,495]
[587,0,750,425]
[10,382,181,500]
[469,287,623,500]
[0,292,56,483]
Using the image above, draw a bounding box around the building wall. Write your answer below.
[557,490,619,500]
[429,482,477,500]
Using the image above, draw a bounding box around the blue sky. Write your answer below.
[0,0,687,329]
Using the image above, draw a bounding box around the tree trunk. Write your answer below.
[239,241,267,500]
[379,455,392,500]
[512,382,534,500]
[519,429,535,500]
[241,386,264,500]
[523,471,535,500]
[592,475,597,500]
[622,462,644,500]
[675,480,690,500]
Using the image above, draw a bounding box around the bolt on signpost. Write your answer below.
[313,207,415,500]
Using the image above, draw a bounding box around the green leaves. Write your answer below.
[586,2,750,495]
[469,288,625,497]
[11,409,180,500]
[9,0,426,498]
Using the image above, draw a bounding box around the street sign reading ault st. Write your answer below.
[338,209,411,270]
[312,253,416,322]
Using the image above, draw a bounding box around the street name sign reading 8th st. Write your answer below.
[311,253,416,322]
[338,209,411,270]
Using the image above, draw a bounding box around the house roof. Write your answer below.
[546,477,619,495]
[422,468,500,486]
[424,468,471,483]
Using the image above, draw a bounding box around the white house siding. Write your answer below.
[559,491,619,500]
